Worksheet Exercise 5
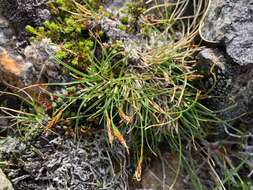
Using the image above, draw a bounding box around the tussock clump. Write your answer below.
[1,0,232,189]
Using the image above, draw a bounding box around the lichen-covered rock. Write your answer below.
[105,0,129,8]
[0,49,34,87]
[2,131,128,190]
[24,39,67,84]
[200,0,253,65]
[0,169,14,190]
[0,16,14,46]
[196,48,241,96]
[0,39,67,92]
[197,48,253,131]
[0,0,50,38]
[196,48,250,121]
[0,15,34,89]
[0,137,26,157]
[194,47,253,186]
[228,65,253,124]
[199,0,253,125]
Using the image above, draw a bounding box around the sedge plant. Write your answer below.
[3,0,235,189]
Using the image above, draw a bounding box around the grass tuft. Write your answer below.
[3,0,246,189]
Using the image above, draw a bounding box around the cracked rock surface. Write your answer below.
[199,0,253,125]
[200,0,253,66]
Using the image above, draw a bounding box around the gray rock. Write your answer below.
[196,48,238,97]
[196,48,253,187]
[0,15,15,52]
[197,49,237,116]
[228,65,253,123]
[0,137,26,158]
[0,0,50,37]
[0,169,14,190]
[0,16,14,46]
[0,5,63,91]
[0,39,67,92]
[105,0,129,8]
[200,0,253,65]
[0,47,34,88]
[23,39,67,84]
[0,117,8,134]
[199,0,253,125]
[197,48,253,124]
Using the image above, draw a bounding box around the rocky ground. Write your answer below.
[0,0,253,190]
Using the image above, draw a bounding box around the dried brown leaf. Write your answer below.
[112,126,129,154]
[187,74,203,80]
[134,146,144,181]
[106,112,114,145]
[118,108,131,124]
[149,100,164,113]
[45,109,63,131]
